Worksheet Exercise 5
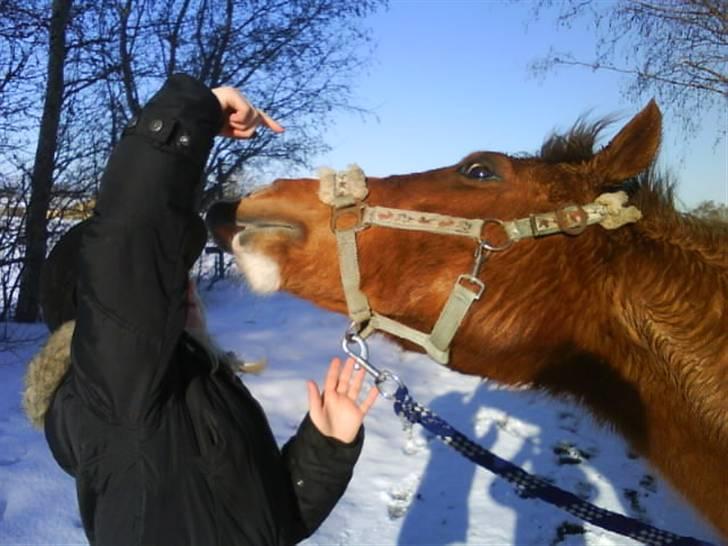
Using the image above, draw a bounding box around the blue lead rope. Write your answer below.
[392,385,716,546]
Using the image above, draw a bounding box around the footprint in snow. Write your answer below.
[639,473,657,493]
[573,480,597,502]
[550,521,586,546]
[557,411,580,433]
[386,475,420,520]
[400,426,429,456]
[552,441,598,466]
[335,528,351,545]
[623,487,651,523]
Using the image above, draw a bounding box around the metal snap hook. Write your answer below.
[342,332,383,382]
[470,241,490,277]
[342,331,370,369]
[341,331,403,399]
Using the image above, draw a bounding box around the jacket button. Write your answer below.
[178,133,191,147]
[149,119,164,133]
[296,479,304,487]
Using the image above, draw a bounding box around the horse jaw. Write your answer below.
[231,235,282,294]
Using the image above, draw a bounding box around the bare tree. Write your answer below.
[0,176,30,322]
[15,0,73,322]
[3,0,384,322]
[98,0,384,206]
[0,1,45,151]
[690,199,728,221]
[0,2,43,325]
[531,0,727,135]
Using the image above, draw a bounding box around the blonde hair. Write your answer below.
[185,281,266,375]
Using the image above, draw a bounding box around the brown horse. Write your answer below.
[207,102,728,537]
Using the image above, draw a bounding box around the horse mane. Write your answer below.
[539,116,614,165]
[540,117,728,450]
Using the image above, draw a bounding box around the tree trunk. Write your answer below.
[15,0,72,322]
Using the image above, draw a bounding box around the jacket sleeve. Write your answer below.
[281,414,364,542]
[71,74,222,424]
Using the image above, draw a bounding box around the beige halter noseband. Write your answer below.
[318,165,642,365]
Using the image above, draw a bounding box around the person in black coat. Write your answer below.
[22,74,378,546]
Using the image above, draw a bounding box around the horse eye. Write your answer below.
[460,163,500,181]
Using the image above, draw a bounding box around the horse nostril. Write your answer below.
[205,200,240,253]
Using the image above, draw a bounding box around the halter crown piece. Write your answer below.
[319,165,642,365]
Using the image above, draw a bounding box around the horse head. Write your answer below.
[207,101,662,376]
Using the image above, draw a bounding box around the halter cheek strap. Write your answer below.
[319,165,641,365]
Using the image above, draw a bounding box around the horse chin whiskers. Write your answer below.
[231,236,282,294]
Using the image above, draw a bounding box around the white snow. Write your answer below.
[0,281,721,545]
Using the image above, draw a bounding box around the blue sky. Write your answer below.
[303,0,726,209]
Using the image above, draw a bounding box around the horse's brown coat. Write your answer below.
[209,102,728,536]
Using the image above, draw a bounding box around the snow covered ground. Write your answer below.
[0,281,721,545]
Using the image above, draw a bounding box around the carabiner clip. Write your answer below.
[342,332,378,378]
[341,331,404,400]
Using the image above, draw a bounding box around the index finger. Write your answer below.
[256,109,284,133]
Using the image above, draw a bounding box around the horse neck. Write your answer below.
[608,218,728,442]
[573,221,728,535]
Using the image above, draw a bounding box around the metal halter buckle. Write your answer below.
[457,274,485,299]
[555,205,588,236]
[330,203,366,233]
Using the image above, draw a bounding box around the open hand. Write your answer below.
[307,357,379,443]
[211,86,284,139]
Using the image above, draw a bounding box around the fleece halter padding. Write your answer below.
[317,165,368,207]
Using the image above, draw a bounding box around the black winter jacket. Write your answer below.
[44,75,363,546]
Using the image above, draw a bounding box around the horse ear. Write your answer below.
[592,100,662,184]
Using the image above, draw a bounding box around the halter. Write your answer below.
[319,164,642,365]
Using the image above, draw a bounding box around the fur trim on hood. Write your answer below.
[21,320,266,430]
[23,320,74,430]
